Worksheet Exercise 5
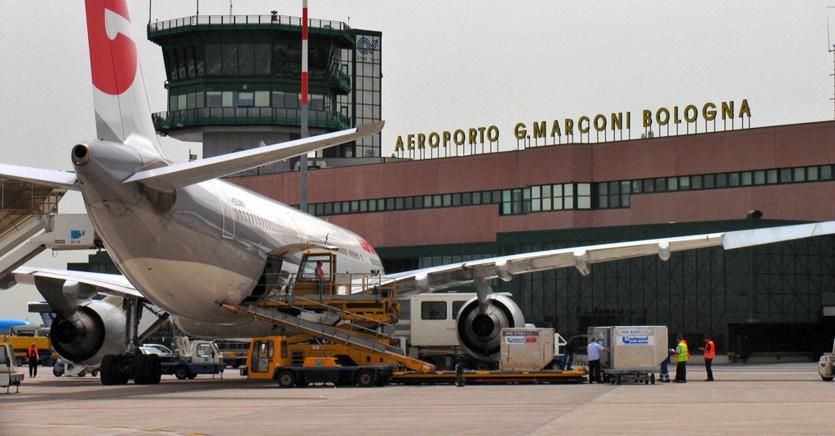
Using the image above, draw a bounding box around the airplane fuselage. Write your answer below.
[75,140,383,325]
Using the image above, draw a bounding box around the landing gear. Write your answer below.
[100,353,162,385]
[100,298,167,386]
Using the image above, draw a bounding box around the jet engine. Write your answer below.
[49,300,126,365]
[455,294,525,362]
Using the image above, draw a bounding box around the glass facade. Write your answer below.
[597,164,834,209]
[304,183,593,217]
[304,163,833,218]
[353,31,382,158]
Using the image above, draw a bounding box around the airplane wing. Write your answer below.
[382,220,835,297]
[125,121,384,191]
[12,266,143,315]
[0,163,78,190]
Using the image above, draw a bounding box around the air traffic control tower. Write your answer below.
[148,13,382,173]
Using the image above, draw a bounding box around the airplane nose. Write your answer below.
[72,143,90,166]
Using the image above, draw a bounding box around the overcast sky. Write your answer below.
[0,0,832,319]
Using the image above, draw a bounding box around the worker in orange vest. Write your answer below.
[699,335,716,382]
[27,343,39,378]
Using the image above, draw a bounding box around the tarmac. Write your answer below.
[1,362,834,435]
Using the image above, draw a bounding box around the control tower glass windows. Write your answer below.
[206,45,222,75]
[354,31,382,158]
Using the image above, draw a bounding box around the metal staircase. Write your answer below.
[222,303,435,373]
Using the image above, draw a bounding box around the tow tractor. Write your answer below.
[245,336,395,387]
[228,251,585,387]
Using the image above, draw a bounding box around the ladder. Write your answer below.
[221,304,435,373]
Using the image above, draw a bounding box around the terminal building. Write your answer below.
[230,119,835,357]
[70,13,835,358]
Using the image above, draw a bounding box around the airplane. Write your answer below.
[1,0,834,385]
[0,320,31,335]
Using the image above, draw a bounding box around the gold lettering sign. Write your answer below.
[395,99,751,152]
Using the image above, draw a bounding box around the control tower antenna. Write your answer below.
[300,0,310,211]
[828,11,835,119]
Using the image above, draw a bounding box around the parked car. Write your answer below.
[140,344,174,360]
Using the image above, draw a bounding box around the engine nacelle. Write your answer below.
[455,294,525,362]
[49,299,126,366]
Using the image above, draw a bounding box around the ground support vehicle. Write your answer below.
[0,343,24,393]
[819,339,834,382]
[246,336,397,387]
[589,326,668,385]
[1,334,52,366]
[155,338,224,380]
[603,369,656,385]
[52,358,99,377]
[391,368,587,385]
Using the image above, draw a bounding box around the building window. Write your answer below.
[577,183,591,209]
[238,92,254,107]
[793,167,805,182]
[254,91,270,107]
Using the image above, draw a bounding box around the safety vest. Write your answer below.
[704,340,716,359]
[27,346,38,359]
[676,340,689,362]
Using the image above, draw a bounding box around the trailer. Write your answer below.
[588,326,669,385]
[391,368,586,385]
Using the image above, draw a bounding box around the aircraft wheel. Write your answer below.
[277,370,296,388]
[135,354,161,384]
[100,355,116,385]
[356,369,375,388]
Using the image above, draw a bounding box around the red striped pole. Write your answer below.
[299,0,309,211]
[301,0,309,105]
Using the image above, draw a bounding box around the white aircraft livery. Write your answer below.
[1,0,834,385]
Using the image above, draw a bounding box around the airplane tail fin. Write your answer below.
[84,0,163,157]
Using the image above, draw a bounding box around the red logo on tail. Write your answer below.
[86,0,137,95]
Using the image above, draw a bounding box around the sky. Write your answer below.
[0,0,832,319]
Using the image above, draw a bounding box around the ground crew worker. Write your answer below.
[27,343,38,378]
[314,260,325,295]
[699,335,716,381]
[674,334,689,383]
[586,337,607,383]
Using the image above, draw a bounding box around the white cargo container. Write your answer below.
[499,328,555,371]
[588,326,668,372]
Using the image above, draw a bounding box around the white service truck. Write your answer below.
[155,338,225,380]
[398,293,564,370]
